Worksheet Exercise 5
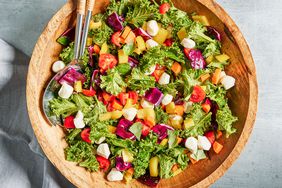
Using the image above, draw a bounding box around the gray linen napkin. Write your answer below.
[0,39,75,188]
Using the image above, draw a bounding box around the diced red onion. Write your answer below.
[144,88,163,106]
[107,12,124,31]
[116,119,136,140]
[133,28,152,41]
[188,49,207,69]
[115,157,132,171]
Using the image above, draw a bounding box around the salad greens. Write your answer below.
[100,69,127,95]
[48,0,238,186]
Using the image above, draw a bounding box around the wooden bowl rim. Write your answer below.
[26,0,258,187]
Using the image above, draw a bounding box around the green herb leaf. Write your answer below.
[123,42,135,55]
[115,63,132,76]
[57,36,70,46]
[168,130,178,149]
[129,122,143,140]
[158,155,175,178]
[190,149,206,161]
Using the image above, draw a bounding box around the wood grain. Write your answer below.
[26,0,258,187]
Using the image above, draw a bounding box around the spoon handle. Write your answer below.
[79,0,96,58]
[74,0,86,60]
[87,0,95,11]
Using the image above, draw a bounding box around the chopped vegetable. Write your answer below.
[159,3,170,14]
[144,88,163,106]
[107,12,124,31]
[213,141,223,154]
[81,128,91,143]
[190,85,206,103]
[98,54,118,72]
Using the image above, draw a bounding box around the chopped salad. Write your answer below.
[48,0,238,186]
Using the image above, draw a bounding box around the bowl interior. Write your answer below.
[27,0,256,187]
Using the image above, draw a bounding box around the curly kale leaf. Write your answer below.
[155,106,169,124]
[127,68,155,95]
[49,97,77,118]
[216,104,238,137]
[100,69,127,95]
[65,141,99,171]
[180,104,212,137]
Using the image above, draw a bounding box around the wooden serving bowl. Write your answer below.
[26,0,258,187]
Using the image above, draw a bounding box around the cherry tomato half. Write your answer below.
[98,54,118,72]
[96,155,110,171]
[159,3,170,14]
[82,89,96,97]
[190,85,206,103]
[111,31,124,47]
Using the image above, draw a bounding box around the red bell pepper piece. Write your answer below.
[152,69,165,81]
[111,99,123,111]
[183,48,191,58]
[107,103,115,112]
[64,116,75,129]
[102,92,115,102]
[96,155,111,171]
[118,92,129,106]
[141,124,151,137]
[190,85,206,103]
[82,89,96,97]
[81,128,91,143]
[128,91,138,105]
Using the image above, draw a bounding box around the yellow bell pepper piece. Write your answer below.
[99,43,108,55]
[177,27,187,41]
[153,28,169,44]
[192,15,210,26]
[215,54,230,62]
[149,156,159,177]
[118,49,128,64]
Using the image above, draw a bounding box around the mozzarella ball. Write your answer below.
[74,110,85,129]
[197,135,211,151]
[184,101,193,113]
[181,38,196,49]
[146,20,159,36]
[221,75,236,90]
[219,71,226,80]
[161,94,173,106]
[94,136,106,144]
[122,108,138,121]
[141,98,154,109]
[145,65,156,75]
[52,60,65,73]
[97,143,111,159]
[58,82,73,99]
[146,39,159,49]
[107,168,124,181]
[185,137,198,153]
[158,72,170,85]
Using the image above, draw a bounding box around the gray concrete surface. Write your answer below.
[0,0,281,187]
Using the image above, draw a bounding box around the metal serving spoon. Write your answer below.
[42,0,95,126]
